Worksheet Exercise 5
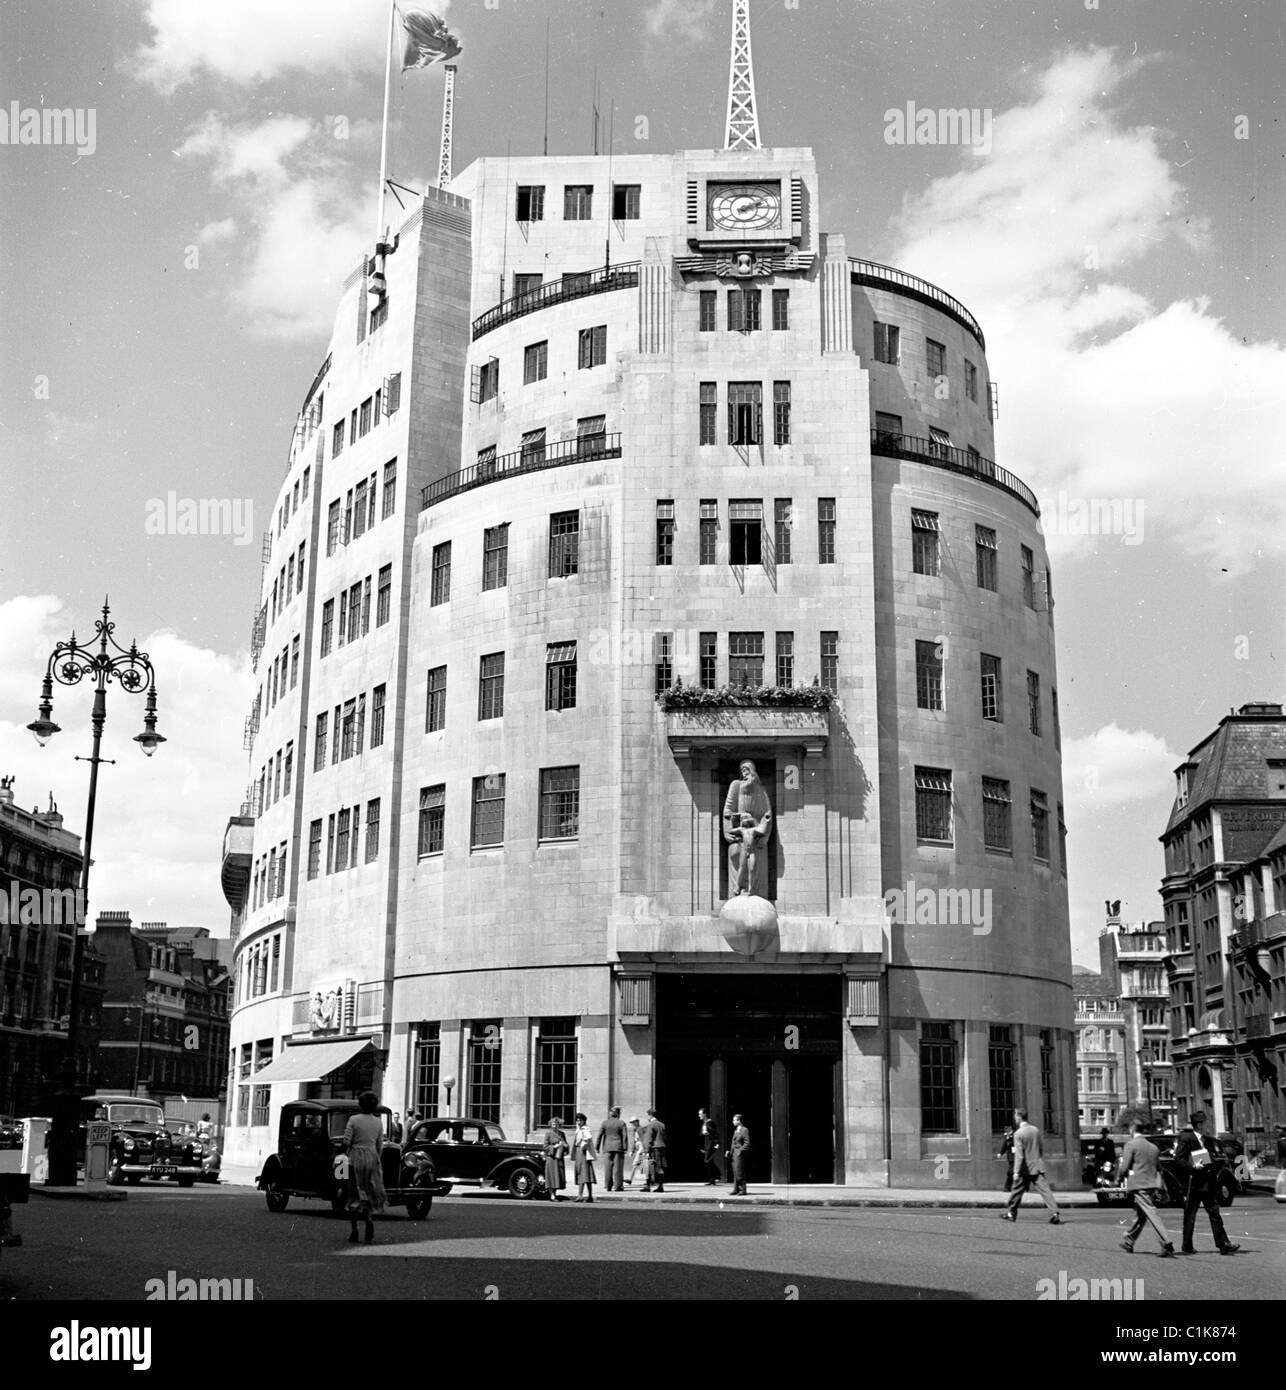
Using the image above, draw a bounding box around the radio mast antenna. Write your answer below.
[437,63,457,187]
[724,0,762,150]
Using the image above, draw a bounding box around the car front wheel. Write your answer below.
[264,1177,289,1213]
[406,1191,433,1220]
[507,1167,539,1200]
[1216,1176,1235,1208]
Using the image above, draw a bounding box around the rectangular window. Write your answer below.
[431,541,452,605]
[964,359,978,403]
[911,509,940,576]
[371,684,386,749]
[335,808,350,868]
[413,1023,441,1118]
[359,397,373,438]
[314,712,328,771]
[331,703,341,764]
[915,639,944,710]
[578,324,607,370]
[353,479,368,539]
[700,632,718,689]
[1027,670,1041,735]
[727,287,761,332]
[549,511,580,578]
[699,382,717,445]
[818,497,836,564]
[873,321,900,365]
[1040,1029,1059,1134]
[699,499,718,564]
[975,526,998,590]
[426,665,447,732]
[772,381,791,445]
[576,415,606,458]
[981,653,1003,722]
[482,524,509,591]
[546,641,577,711]
[820,631,839,693]
[340,698,357,760]
[728,381,763,445]
[729,500,762,565]
[539,766,580,841]
[513,272,542,303]
[521,427,547,469]
[478,652,505,720]
[1058,803,1068,878]
[349,409,357,446]
[286,555,295,604]
[926,338,946,380]
[382,459,397,519]
[471,775,506,849]
[326,814,336,873]
[361,575,371,635]
[291,635,300,689]
[729,631,764,688]
[516,184,545,221]
[365,799,381,863]
[612,183,640,219]
[534,1018,578,1129]
[283,742,293,797]
[1021,545,1035,608]
[874,410,902,445]
[699,291,717,332]
[320,599,334,657]
[348,580,364,643]
[1031,790,1050,861]
[467,1021,503,1124]
[523,340,548,384]
[654,632,673,695]
[307,820,322,879]
[774,499,792,564]
[655,500,675,565]
[326,500,340,556]
[376,564,392,626]
[298,540,306,593]
[563,185,593,220]
[929,426,952,459]
[772,288,789,331]
[915,766,953,844]
[982,777,1012,852]
[418,785,445,857]
[775,631,794,687]
[920,1021,959,1133]
[477,358,499,403]
[332,421,345,458]
[988,1025,1017,1133]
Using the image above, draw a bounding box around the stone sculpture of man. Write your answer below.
[723,759,773,899]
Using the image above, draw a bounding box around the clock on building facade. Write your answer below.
[708,182,782,231]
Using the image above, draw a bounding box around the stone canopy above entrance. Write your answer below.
[665,706,829,758]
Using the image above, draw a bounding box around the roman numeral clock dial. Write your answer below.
[708,184,782,231]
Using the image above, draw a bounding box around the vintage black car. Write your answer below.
[81,1094,202,1187]
[1086,1132,1237,1208]
[0,1116,23,1151]
[257,1100,446,1218]
[404,1116,546,1199]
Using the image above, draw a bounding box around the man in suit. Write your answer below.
[1000,1107,1063,1223]
[1116,1122,1175,1257]
[1174,1111,1239,1255]
[728,1114,751,1194]
[699,1108,721,1185]
[595,1106,628,1192]
[1092,1127,1117,1170]
[642,1109,667,1192]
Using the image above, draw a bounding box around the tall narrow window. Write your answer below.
[699,500,718,563]
[431,542,452,605]
[655,500,675,565]
[964,359,978,402]
[727,287,761,332]
[320,599,334,656]
[775,631,794,687]
[314,712,328,771]
[1052,687,1061,750]
[1040,1029,1059,1134]
[818,497,836,564]
[774,499,792,564]
[873,321,900,365]
[563,185,593,219]
[335,808,350,868]
[516,184,544,221]
[535,1018,578,1129]
[911,510,940,576]
[523,340,548,384]
[326,500,340,556]
[426,665,447,732]
[981,653,1003,722]
[699,632,718,689]
[539,766,580,841]
[549,511,580,578]
[467,1020,503,1124]
[975,525,997,590]
[1027,670,1041,735]
[482,524,509,591]
[772,381,791,445]
[915,639,943,710]
[1021,545,1035,608]
[1058,803,1068,878]
[728,382,762,445]
[546,642,577,711]
[729,500,762,564]
[340,698,357,760]
[365,799,381,862]
[476,359,499,402]
[413,1024,441,1119]
[371,684,386,749]
[377,563,392,626]
[361,575,371,635]
[820,631,839,692]
[699,382,717,445]
[925,338,946,380]
[920,1021,959,1133]
[988,1025,1017,1133]
[382,459,397,519]
[729,632,764,688]
[478,653,505,720]
[982,777,1012,852]
[654,633,673,695]
[307,820,322,879]
[699,291,717,331]
[291,635,300,689]
[353,479,368,539]
[326,814,336,873]
[332,421,345,458]
[612,183,640,219]
[578,325,607,369]
[1031,790,1050,861]
[915,766,953,844]
[772,288,789,330]
[283,742,293,797]
[576,415,606,458]
[471,775,506,849]
[418,785,445,856]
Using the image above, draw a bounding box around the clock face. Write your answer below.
[708,184,782,231]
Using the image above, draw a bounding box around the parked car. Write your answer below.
[80,1094,202,1187]
[257,1100,446,1218]
[173,1121,221,1184]
[404,1116,547,1199]
[0,1116,23,1150]
[1086,1131,1237,1208]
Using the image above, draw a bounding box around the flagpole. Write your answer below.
[376,0,398,243]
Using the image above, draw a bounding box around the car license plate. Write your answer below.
[151,1165,177,1176]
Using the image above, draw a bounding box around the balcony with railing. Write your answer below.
[421,431,622,510]
[849,258,986,349]
[870,428,1040,517]
[472,263,641,341]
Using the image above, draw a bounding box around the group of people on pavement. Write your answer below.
[540,1107,753,1200]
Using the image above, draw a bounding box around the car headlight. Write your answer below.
[123,1137,134,1151]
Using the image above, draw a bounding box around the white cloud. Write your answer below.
[1062,724,1180,809]
[643,0,722,44]
[196,216,238,245]
[890,47,1286,572]
[0,596,252,932]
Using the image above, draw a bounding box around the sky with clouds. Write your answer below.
[1,0,1282,966]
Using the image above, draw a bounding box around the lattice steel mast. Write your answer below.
[438,63,457,187]
[724,0,762,150]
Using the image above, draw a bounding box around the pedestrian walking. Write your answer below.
[595,1106,628,1192]
[997,1127,1015,1192]
[728,1113,751,1194]
[573,1113,597,1202]
[390,1111,404,1143]
[642,1108,667,1192]
[342,1091,388,1244]
[543,1117,569,1201]
[1174,1112,1239,1256]
[1000,1108,1062,1223]
[626,1115,646,1186]
[699,1108,722,1185]
[1116,1121,1175,1257]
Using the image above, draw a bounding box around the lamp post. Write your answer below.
[443,1074,456,1115]
[1139,1048,1154,1126]
[27,599,165,1184]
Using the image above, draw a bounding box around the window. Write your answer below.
[1058,803,1068,878]
[382,459,397,519]
[297,541,306,593]
[326,814,336,873]
[353,479,368,539]
[349,408,357,446]
[699,383,717,444]
[915,766,953,843]
[320,599,334,657]
[873,321,900,365]
[368,299,387,334]
[728,500,763,565]
[546,642,577,711]
[699,500,718,564]
[772,381,791,445]
[513,272,542,303]
[307,820,322,879]
[516,184,544,221]
[426,666,447,732]
[286,555,295,603]
[874,411,902,446]
[467,1021,503,1124]
[418,785,445,856]
[1040,1029,1059,1134]
[818,497,836,564]
[478,653,505,720]
[327,500,340,556]
[915,639,944,710]
[361,575,371,635]
[365,799,381,862]
[964,359,978,402]
[926,338,945,380]
[521,427,547,467]
[534,1017,578,1128]
[563,185,593,219]
[1021,545,1035,608]
[1031,790,1050,861]
[699,291,717,332]
[654,632,673,695]
[975,526,997,590]
[359,397,373,438]
[314,712,328,771]
[929,426,951,459]
[576,415,606,457]
[332,421,345,458]
[911,510,940,576]
[578,324,607,369]
[335,808,350,868]
[612,183,640,219]
[774,499,792,564]
[775,631,794,687]
[376,564,392,627]
[523,340,548,384]
[291,635,300,689]
[820,631,839,692]
[549,511,579,578]
[728,381,762,445]
[340,698,357,760]
[471,775,506,849]
[920,1021,959,1133]
[729,631,764,688]
[772,288,789,331]
[981,653,1003,722]
[476,358,499,403]
[728,287,761,332]
[413,1024,441,1118]
[700,632,718,689]
[384,372,400,417]
[1052,688,1061,750]
[988,1025,1017,1133]
[982,778,1012,852]
[482,524,509,591]
[283,742,293,796]
[1027,670,1041,735]
[431,542,451,605]
[655,500,675,565]
[539,766,580,841]
[371,684,386,749]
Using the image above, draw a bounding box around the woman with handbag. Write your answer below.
[544,1117,569,1202]
[572,1112,598,1203]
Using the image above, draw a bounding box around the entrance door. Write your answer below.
[724,1057,773,1184]
[785,1056,837,1183]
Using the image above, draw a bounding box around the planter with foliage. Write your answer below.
[657,682,834,712]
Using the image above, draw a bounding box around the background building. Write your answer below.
[1073,964,1127,1132]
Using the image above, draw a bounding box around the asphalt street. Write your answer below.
[3,1184,1282,1302]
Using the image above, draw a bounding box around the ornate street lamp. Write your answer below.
[27,599,165,1185]
[443,1074,457,1115]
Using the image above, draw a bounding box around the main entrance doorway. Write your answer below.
[655,973,842,1184]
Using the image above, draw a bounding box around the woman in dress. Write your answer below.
[342,1090,388,1244]
[572,1112,597,1203]
[543,1117,569,1202]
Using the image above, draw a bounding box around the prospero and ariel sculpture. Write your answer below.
[720,759,779,953]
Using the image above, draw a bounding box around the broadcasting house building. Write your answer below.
[220,38,1076,1188]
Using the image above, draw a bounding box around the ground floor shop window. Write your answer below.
[535,1017,577,1127]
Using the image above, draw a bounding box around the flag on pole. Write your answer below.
[400,8,462,71]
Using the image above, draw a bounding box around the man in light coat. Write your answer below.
[1116,1122,1175,1257]
[595,1106,629,1192]
[1000,1107,1063,1223]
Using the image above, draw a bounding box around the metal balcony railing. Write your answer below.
[472,263,640,340]
[870,428,1040,517]
[421,432,622,510]
[849,257,986,349]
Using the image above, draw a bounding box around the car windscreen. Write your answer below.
[108,1106,165,1126]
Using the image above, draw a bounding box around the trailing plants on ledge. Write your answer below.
[657,682,834,712]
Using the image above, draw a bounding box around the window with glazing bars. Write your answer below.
[520,428,546,469]
[327,500,340,556]
[516,185,544,221]
[563,185,593,219]
[426,666,446,732]
[729,500,762,564]
[915,639,943,710]
[478,653,505,720]
[371,684,386,748]
[772,288,789,330]
[335,808,350,867]
[539,766,580,841]
[817,497,836,564]
[775,631,794,687]
[699,291,717,331]
[728,382,762,445]
[1027,670,1041,735]
[307,820,322,879]
[699,500,718,563]
[700,632,717,689]
[820,631,839,692]
[546,642,577,710]
[414,1023,441,1117]
[1058,804,1068,878]
[353,480,368,539]
[549,511,579,577]
[467,1021,502,1123]
[1039,1029,1058,1133]
[283,743,293,796]
[1021,545,1035,607]
[773,499,793,564]
[365,798,381,862]
[772,381,791,444]
[513,272,542,303]
[377,564,392,626]
[964,359,978,402]
[873,321,900,365]
[314,712,328,771]
[699,382,717,444]
[656,500,675,565]
[523,341,548,384]
[1031,790,1049,861]
[926,338,946,380]
[578,325,607,369]
[982,777,1012,851]
[975,526,997,590]
[332,421,345,458]
[576,415,606,457]
[654,632,673,695]
[728,287,761,332]
[291,636,300,688]
[929,426,951,458]
[915,766,952,843]
[911,510,940,576]
[920,1021,959,1133]
[535,1018,578,1127]
[988,1025,1017,1132]
[382,459,397,519]
[729,631,764,688]
[612,184,640,219]
[325,814,335,872]
[471,775,505,848]
[482,524,509,591]
[476,358,499,403]
[431,542,451,605]
[981,653,1002,722]
[418,785,445,856]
